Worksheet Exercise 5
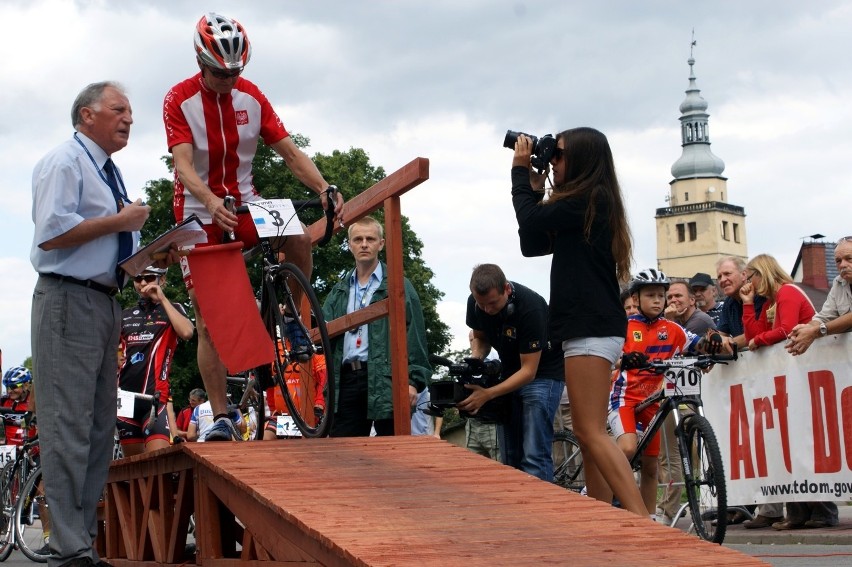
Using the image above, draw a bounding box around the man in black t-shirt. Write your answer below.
[461,263,563,481]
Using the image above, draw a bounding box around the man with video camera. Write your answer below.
[461,263,563,481]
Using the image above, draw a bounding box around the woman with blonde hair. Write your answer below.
[739,253,838,530]
[510,127,646,517]
[739,254,815,350]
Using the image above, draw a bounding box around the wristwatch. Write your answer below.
[819,322,828,337]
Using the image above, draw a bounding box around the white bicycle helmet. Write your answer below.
[628,268,670,294]
[194,12,251,70]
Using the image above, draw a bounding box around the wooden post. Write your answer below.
[384,195,411,435]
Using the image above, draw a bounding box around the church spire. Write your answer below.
[671,38,725,180]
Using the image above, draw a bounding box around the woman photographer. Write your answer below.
[510,127,646,517]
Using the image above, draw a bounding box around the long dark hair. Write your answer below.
[546,127,632,283]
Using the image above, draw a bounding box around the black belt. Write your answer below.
[341,360,367,373]
[40,273,118,297]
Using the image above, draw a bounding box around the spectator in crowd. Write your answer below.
[174,388,207,441]
[322,216,431,436]
[188,398,246,442]
[411,386,442,438]
[31,81,150,566]
[117,266,194,456]
[737,253,838,530]
[163,12,344,442]
[689,272,724,326]
[665,280,715,335]
[738,253,821,529]
[787,236,852,355]
[621,288,639,317]
[715,256,767,352]
[460,264,564,481]
[511,127,646,516]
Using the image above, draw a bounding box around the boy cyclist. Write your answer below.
[608,269,717,518]
[1,366,50,555]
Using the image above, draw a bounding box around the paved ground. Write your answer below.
[663,501,852,547]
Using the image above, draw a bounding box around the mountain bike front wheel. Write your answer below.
[265,263,334,438]
[552,429,584,492]
[14,466,49,562]
[680,414,727,544]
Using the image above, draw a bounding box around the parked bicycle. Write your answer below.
[0,410,48,563]
[225,188,337,438]
[551,428,584,493]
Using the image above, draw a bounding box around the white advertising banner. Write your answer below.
[704,333,852,505]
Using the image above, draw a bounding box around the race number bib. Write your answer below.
[248,200,306,239]
[116,389,136,418]
[663,358,702,397]
[0,445,16,465]
[275,414,302,438]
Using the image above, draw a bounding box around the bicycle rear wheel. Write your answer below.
[0,460,18,561]
[680,414,727,544]
[552,429,584,492]
[14,466,49,562]
[265,263,334,438]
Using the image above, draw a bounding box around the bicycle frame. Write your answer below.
[629,388,703,471]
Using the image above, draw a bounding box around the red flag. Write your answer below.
[188,242,274,373]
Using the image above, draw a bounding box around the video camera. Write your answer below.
[503,130,557,174]
[426,354,508,422]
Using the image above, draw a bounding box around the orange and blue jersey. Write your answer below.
[609,313,701,411]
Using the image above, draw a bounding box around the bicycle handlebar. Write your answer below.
[226,185,338,247]
[642,345,738,373]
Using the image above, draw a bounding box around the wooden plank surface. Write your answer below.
[175,436,767,567]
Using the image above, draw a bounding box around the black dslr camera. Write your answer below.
[503,130,557,174]
[426,355,508,422]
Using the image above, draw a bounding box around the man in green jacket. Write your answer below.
[322,216,432,436]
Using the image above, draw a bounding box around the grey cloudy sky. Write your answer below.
[2,0,850,368]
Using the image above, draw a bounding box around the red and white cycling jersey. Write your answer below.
[163,73,289,224]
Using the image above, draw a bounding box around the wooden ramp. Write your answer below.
[103,436,766,566]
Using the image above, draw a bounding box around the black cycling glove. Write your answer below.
[621,351,649,370]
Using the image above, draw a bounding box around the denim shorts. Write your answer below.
[561,336,624,365]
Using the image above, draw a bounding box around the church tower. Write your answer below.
[655,47,748,277]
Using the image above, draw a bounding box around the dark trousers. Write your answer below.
[331,369,394,437]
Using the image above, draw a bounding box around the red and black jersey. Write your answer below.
[1,395,35,446]
[119,299,186,419]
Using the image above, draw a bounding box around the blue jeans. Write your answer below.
[498,377,562,481]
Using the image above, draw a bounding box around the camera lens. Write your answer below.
[503,130,538,150]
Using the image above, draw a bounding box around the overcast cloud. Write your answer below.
[2,0,850,368]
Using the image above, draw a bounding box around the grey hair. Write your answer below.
[71,81,126,128]
[715,255,746,273]
[189,388,208,401]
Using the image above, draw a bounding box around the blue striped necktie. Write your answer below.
[103,158,132,288]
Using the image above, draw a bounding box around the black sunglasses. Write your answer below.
[552,147,564,162]
[206,65,242,80]
[134,274,159,283]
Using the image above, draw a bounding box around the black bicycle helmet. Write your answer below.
[628,268,670,295]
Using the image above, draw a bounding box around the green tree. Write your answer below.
[129,138,451,411]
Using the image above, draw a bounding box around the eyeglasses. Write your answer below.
[134,274,159,283]
[206,65,243,80]
[5,384,24,390]
[744,271,757,283]
[552,147,565,162]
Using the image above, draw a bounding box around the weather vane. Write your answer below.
[690,29,697,58]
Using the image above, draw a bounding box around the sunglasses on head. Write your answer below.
[134,274,159,283]
[206,65,242,80]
